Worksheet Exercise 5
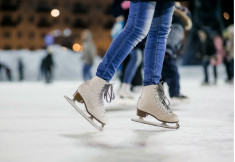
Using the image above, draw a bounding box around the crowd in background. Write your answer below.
[0,0,233,93]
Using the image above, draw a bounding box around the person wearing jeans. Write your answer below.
[70,0,180,129]
[161,3,192,104]
[82,64,92,81]
[97,1,175,85]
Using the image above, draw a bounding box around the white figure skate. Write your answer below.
[132,84,179,129]
[64,76,115,131]
[119,83,135,99]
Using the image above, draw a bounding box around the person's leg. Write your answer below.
[202,60,209,83]
[226,58,234,81]
[96,1,156,82]
[123,48,142,84]
[120,56,129,83]
[224,57,232,81]
[82,64,87,81]
[230,59,234,79]
[120,48,142,98]
[87,64,92,80]
[45,70,50,83]
[162,54,180,97]
[131,53,144,93]
[83,64,91,81]
[136,1,179,128]
[143,1,175,86]
[213,65,217,83]
[131,62,143,86]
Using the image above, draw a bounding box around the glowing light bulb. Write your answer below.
[51,9,60,17]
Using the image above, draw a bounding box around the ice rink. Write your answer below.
[0,66,233,162]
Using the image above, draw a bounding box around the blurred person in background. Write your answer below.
[197,30,214,85]
[0,63,2,80]
[81,30,97,81]
[40,33,55,83]
[161,3,192,104]
[40,48,54,83]
[0,63,12,81]
[223,25,234,84]
[198,29,220,85]
[183,0,225,85]
[18,58,24,81]
[196,0,225,85]
[5,65,12,81]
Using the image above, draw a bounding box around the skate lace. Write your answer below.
[98,83,115,112]
[103,83,115,103]
[156,84,172,113]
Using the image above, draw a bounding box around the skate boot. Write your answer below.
[132,84,179,129]
[119,83,135,99]
[171,94,189,106]
[64,76,115,131]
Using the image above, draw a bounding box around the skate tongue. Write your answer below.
[103,84,115,103]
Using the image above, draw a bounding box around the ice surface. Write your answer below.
[0,66,233,162]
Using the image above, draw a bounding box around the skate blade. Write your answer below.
[131,117,180,129]
[64,96,104,131]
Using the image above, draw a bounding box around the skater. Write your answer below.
[40,48,54,83]
[182,0,225,66]
[223,25,234,84]
[81,30,97,81]
[198,28,222,85]
[65,0,181,130]
[161,3,191,104]
[0,63,12,81]
[18,58,24,81]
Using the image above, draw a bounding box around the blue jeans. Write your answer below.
[83,64,92,81]
[96,0,175,86]
[123,48,142,84]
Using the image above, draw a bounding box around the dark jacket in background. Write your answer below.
[165,16,185,56]
[41,54,54,72]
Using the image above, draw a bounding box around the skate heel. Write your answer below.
[137,109,147,117]
[73,91,84,103]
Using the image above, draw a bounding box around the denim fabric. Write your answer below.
[96,0,175,86]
